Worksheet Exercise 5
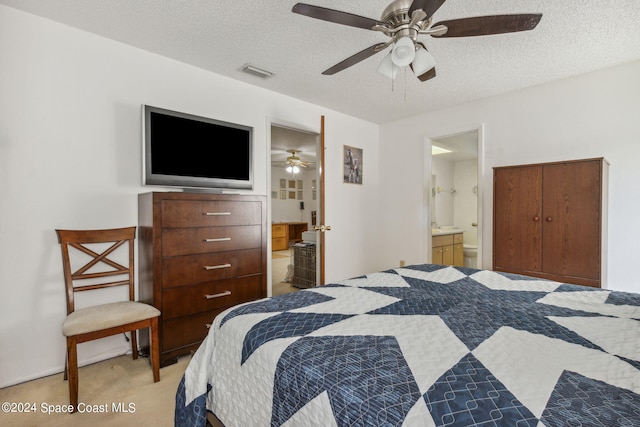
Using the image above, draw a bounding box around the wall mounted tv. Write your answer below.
[143,105,253,191]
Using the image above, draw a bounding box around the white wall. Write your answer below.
[431,157,454,227]
[0,5,380,387]
[453,159,478,247]
[379,60,640,292]
[322,119,380,281]
[270,168,317,225]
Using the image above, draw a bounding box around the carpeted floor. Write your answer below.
[272,250,300,296]
[271,252,289,259]
[0,354,190,427]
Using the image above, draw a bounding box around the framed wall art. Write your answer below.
[343,145,363,184]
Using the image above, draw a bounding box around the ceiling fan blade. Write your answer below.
[292,3,383,30]
[432,14,542,38]
[408,0,448,20]
[322,43,387,75]
[413,66,436,82]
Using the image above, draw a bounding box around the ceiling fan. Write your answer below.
[292,0,542,81]
[286,150,312,167]
[285,150,313,173]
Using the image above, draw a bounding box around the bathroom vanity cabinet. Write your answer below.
[493,158,608,288]
[432,232,464,267]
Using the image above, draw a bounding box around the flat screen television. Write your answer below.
[142,105,253,190]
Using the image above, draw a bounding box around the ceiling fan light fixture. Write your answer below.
[377,51,399,79]
[412,47,436,76]
[286,165,300,174]
[391,36,415,67]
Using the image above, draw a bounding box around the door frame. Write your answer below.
[424,123,485,268]
[318,116,326,285]
[266,117,323,295]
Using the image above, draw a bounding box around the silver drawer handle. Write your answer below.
[204,237,231,242]
[204,291,232,300]
[204,212,231,216]
[204,263,231,270]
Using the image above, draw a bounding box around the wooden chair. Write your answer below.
[56,226,160,411]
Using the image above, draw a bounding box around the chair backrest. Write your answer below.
[56,227,136,315]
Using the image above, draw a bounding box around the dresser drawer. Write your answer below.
[162,248,262,288]
[161,200,262,228]
[162,309,223,352]
[161,275,262,319]
[272,224,287,238]
[162,225,262,257]
[272,237,288,251]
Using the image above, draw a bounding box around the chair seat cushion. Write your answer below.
[62,301,160,337]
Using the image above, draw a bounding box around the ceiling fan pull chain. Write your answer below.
[391,70,395,92]
[404,67,408,102]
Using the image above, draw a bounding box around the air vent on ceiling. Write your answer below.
[241,64,275,79]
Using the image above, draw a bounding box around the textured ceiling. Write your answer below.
[2,0,640,124]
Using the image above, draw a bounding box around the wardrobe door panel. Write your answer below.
[542,161,601,280]
[493,165,543,273]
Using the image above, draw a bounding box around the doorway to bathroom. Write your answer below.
[426,127,483,269]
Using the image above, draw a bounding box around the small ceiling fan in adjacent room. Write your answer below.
[285,150,313,174]
[292,0,542,81]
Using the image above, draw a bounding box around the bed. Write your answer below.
[175,264,640,426]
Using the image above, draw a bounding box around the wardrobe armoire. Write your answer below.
[493,158,608,288]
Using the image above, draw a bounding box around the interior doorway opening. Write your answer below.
[269,123,320,296]
[426,126,484,269]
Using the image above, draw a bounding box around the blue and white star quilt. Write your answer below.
[175,264,640,426]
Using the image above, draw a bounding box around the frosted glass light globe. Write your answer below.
[391,37,416,67]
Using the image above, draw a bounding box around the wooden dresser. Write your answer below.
[271,222,308,251]
[138,192,267,366]
[271,223,288,251]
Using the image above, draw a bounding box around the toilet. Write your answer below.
[463,244,477,268]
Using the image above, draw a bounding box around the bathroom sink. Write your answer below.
[432,228,462,235]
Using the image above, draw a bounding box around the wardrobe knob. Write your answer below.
[533,216,540,221]
[545,216,553,222]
